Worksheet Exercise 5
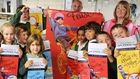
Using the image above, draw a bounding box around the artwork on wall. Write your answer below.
[64,0,73,10]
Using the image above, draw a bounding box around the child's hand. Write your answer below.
[114,48,120,58]
[136,42,140,51]
[17,49,23,58]
[42,58,48,66]
[48,10,52,17]
[83,50,88,60]
[21,6,29,12]
[0,47,3,53]
[24,60,33,68]
[103,48,112,57]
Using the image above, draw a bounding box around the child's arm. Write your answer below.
[114,48,120,58]
[104,48,117,71]
[83,50,88,60]
[10,6,29,27]
[66,26,78,31]
[48,10,57,31]
[19,55,33,75]
[104,48,114,63]
[42,54,48,71]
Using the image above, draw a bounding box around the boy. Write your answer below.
[10,5,30,33]
[15,24,29,57]
[110,24,140,57]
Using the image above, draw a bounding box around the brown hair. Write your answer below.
[26,34,45,54]
[96,31,112,42]
[15,24,29,36]
[113,1,131,26]
[110,24,128,37]
[1,22,15,33]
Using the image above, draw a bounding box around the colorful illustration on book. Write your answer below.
[30,13,43,37]
[117,50,140,79]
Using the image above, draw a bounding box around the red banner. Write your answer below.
[46,9,103,79]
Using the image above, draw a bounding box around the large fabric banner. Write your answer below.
[117,50,140,79]
[45,8,103,79]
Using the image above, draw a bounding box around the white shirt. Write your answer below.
[77,41,88,51]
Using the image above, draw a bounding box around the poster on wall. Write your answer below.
[29,8,43,37]
[0,44,19,79]
[45,8,103,79]
[117,50,140,79]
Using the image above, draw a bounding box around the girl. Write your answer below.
[83,21,101,59]
[19,34,48,79]
[72,26,88,51]
[0,22,22,58]
[96,31,117,79]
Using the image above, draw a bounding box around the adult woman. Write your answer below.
[102,1,139,41]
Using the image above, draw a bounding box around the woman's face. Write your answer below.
[116,4,127,19]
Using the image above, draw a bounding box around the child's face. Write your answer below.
[17,31,28,44]
[97,34,112,48]
[78,30,87,43]
[20,11,29,21]
[56,18,63,25]
[2,28,14,44]
[30,40,41,55]
[111,27,129,41]
[85,29,96,41]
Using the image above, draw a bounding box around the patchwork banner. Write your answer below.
[45,8,103,79]
[117,50,140,79]
[0,44,19,79]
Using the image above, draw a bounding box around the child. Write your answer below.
[72,26,88,51]
[15,24,29,57]
[110,24,140,57]
[48,10,78,51]
[19,34,48,79]
[10,5,30,33]
[83,21,101,59]
[0,22,22,58]
[85,21,101,42]
[96,31,117,79]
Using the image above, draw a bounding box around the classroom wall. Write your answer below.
[21,0,140,25]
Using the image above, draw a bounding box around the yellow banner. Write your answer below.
[30,13,43,37]
[117,50,140,79]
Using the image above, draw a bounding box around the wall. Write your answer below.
[22,0,140,25]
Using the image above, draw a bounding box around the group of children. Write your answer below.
[69,21,140,79]
[0,3,140,79]
[0,5,48,79]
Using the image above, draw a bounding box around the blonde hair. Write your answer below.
[26,34,45,54]
[113,1,131,26]
[1,22,15,33]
